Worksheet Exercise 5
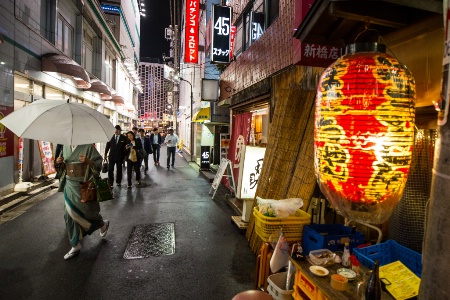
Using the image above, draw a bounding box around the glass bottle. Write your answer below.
[365,260,382,300]
[342,242,351,267]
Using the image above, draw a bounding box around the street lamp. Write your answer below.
[177,76,194,162]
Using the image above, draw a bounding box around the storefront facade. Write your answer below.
[0,0,141,194]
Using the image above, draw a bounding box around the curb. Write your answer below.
[0,180,58,215]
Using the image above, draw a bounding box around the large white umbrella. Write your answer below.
[0,99,115,145]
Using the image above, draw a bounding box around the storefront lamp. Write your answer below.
[314,42,416,224]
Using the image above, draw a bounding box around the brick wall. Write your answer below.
[220,0,295,100]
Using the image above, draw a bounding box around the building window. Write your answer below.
[56,14,74,58]
[267,0,279,27]
[105,51,116,89]
[83,29,94,74]
[234,20,243,57]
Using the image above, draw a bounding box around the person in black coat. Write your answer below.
[149,127,163,166]
[124,131,143,188]
[137,128,151,172]
[104,125,127,187]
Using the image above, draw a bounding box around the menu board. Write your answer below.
[38,141,56,176]
[379,260,420,299]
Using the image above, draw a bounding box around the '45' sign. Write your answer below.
[214,17,230,36]
[211,5,232,63]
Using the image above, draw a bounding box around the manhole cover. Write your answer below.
[123,223,175,259]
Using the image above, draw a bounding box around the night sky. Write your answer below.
[139,1,171,60]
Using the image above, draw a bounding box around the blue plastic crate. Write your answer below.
[353,240,422,278]
[301,224,365,255]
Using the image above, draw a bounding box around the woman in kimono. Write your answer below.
[56,144,109,260]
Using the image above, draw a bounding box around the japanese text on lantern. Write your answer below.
[184,0,199,63]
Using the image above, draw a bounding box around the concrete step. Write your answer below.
[0,179,58,214]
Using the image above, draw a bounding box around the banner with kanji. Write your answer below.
[225,112,252,191]
[38,141,56,176]
[184,0,200,64]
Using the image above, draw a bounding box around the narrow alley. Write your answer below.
[0,147,255,300]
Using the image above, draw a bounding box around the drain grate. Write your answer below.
[123,223,175,259]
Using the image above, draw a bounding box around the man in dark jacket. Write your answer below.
[149,127,162,166]
[105,125,127,186]
[138,128,151,172]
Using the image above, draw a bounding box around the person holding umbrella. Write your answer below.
[56,144,110,260]
[0,99,115,260]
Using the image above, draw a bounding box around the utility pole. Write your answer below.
[420,1,450,297]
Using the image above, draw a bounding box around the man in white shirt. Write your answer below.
[165,128,179,169]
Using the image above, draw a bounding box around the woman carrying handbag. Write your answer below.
[56,144,109,260]
[125,131,143,189]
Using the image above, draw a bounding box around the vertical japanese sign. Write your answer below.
[184,0,200,64]
[250,12,265,43]
[229,26,236,60]
[211,5,232,63]
[200,146,211,170]
[226,112,252,191]
[38,141,56,176]
[0,105,14,158]
[237,145,266,199]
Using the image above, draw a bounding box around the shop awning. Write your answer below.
[84,79,112,100]
[294,0,442,47]
[104,95,125,105]
[41,53,91,89]
[193,107,210,122]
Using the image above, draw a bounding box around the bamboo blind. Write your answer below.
[246,65,324,253]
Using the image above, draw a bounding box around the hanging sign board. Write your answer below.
[237,145,266,199]
[200,146,211,170]
[211,5,232,63]
[38,141,56,176]
[185,0,200,64]
[209,158,235,199]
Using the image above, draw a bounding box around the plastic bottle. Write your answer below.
[365,260,382,300]
[341,242,351,267]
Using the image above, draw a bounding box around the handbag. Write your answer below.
[80,167,97,203]
[148,146,153,155]
[139,149,146,158]
[80,166,114,203]
[130,148,138,162]
[94,176,114,202]
[101,159,108,173]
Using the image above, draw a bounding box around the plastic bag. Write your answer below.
[270,230,290,273]
[257,196,304,218]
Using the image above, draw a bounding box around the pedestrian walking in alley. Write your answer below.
[132,126,138,137]
[125,131,143,188]
[56,144,109,260]
[149,127,163,166]
[138,128,151,172]
[105,125,127,187]
[165,128,179,169]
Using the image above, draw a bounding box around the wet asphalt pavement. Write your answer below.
[0,146,256,300]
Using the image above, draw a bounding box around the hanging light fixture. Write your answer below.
[314,42,416,224]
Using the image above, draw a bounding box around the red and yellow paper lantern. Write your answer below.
[314,43,416,224]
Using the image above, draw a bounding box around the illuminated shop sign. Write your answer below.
[237,145,266,199]
[185,0,200,64]
[211,5,232,63]
[250,12,265,43]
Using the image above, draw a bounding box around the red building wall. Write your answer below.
[220,0,297,100]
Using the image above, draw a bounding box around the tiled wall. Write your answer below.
[219,0,295,99]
